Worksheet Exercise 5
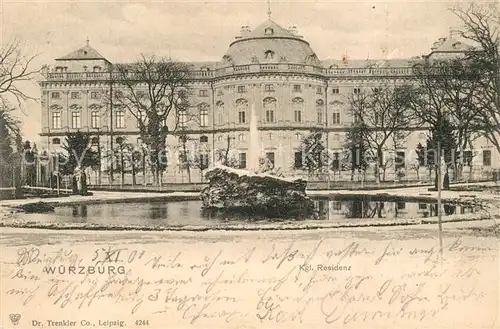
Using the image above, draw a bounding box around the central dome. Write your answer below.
[222,20,321,66]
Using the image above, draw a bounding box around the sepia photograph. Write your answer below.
[0,0,499,328]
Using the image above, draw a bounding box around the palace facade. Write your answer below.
[38,18,498,184]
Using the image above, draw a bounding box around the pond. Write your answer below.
[9,196,476,227]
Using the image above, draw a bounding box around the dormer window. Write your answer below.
[265,50,275,60]
[265,27,274,35]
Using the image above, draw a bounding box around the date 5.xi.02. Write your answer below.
[135,320,150,326]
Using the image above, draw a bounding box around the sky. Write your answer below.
[0,0,495,143]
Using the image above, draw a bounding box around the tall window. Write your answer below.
[137,111,146,127]
[115,110,125,128]
[263,97,276,123]
[332,112,341,124]
[71,112,81,129]
[316,87,322,94]
[178,110,187,128]
[52,112,61,129]
[294,151,303,169]
[216,101,224,125]
[90,111,99,128]
[316,99,324,124]
[199,103,209,127]
[266,152,275,167]
[331,152,340,171]
[236,99,248,124]
[238,153,247,169]
[292,97,304,123]
[483,150,491,166]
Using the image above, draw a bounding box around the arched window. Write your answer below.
[52,138,61,145]
[200,135,208,143]
[236,99,248,124]
[216,101,224,125]
[199,103,209,127]
[316,99,324,124]
[263,97,276,123]
[292,97,304,123]
[71,112,81,129]
[178,109,187,128]
[91,111,100,129]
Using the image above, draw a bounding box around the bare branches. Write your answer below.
[0,39,40,107]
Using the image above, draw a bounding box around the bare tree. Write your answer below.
[452,3,500,153]
[108,55,192,185]
[0,39,40,106]
[347,84,416,183]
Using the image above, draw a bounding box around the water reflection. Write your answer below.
[15,197,478,227]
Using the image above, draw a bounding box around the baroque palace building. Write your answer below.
[38,18,498,184]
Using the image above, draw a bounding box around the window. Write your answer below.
[70,92,80,99]
[238,153,247,169]
[316,99,324,124]
[199,104,209,127]
[353,88,361,94]
[51,112,61,129]
[263,97,276,123]
[178,110,187,128]
[91,137,99,145]
[116,137,124,144]
[265,84,275,92]
[264,27,274,35]
[268,133,273,140]
[238,111,246,124]
[266,152,275,167]
[483,150,491,166]
[316,87,322,94]
[115,110,125,128]
[91,111,99,128]
[395,151,406,170]
[238,134,246,141]
[90,91,99,99]
[294,110,302,123]
[199,89,208,97]
[71,112,81,129]
[52,138,61,145]
[292,97,303,123]
[200,135,208,143]
[237,86,246,93]
[51,92,61,99]
[293,85,302,92]
[199,153,209,169]
[333,201,342,210]
[332,112,341,125]
[295,132,303,141]
[294,151,303,169]
[463,150,473,166]
[418,203,427,210]
[331,152,340,171]
[93,66,101,72]
[397,202,406,210]
[236,99,247,123]
[136,111,146,127]
[332,88,340,94]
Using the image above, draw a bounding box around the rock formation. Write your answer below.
[201,166,316,219]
